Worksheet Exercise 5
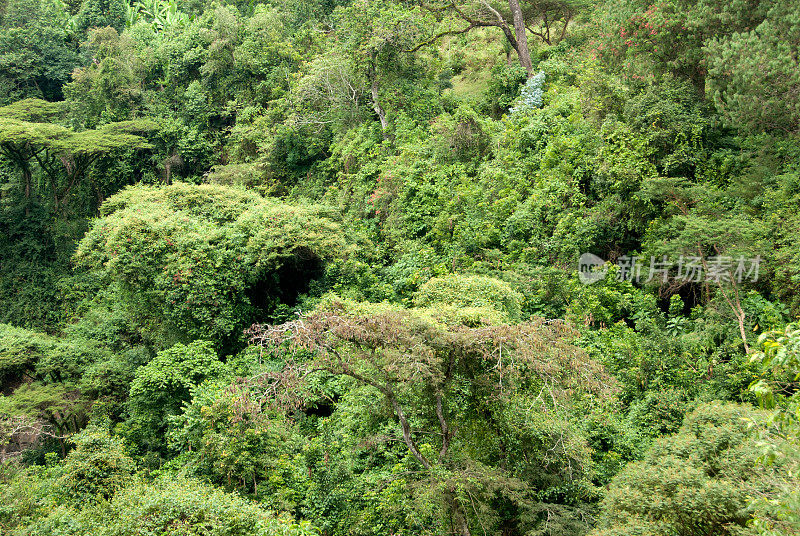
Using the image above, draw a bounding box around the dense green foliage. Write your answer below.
[0,428,315,535]
[592,402,794,536]
[75,182,348,348]
[1,0,799,533]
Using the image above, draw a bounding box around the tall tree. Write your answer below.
[0,99,154,212]
[0,99,65,204]
[416,0,585,75]
[249,303,612,535]
[639,179,769,353]
[0,0,80,103]
[333,1,432,133]
[706,1,800,135]
[598,0,772,91]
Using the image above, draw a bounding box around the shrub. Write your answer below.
[99,477,316,536]
[592,402,796,536]
[413,274,523,320]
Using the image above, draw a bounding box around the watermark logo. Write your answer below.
[578,253,761,285]
[578,252,607,285]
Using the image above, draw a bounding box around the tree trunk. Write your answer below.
[731,290,750,354]
[22,163,31,215]
[367,58,389,139]
[371,78,388,132]
[22,164,31,200]
[446,490,472,536]
[508,0,533,76]
[454,503,471,536]
[698,248,750,354]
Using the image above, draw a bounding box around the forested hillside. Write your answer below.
[1,0,799,534]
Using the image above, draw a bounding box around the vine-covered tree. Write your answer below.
[75,183,349,348]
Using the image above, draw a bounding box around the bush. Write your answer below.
[510,71,546,114]
[413,274,523,320]
[124,340,225,455]
[486,63,528,114]
[99,477,316,536]
[0,467,317,536]
[58,425,135,504]
[0,324,54,387]
[592,402,797,536]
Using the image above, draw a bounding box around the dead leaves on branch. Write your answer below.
[247,303,614,413]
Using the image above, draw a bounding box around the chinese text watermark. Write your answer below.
[578,253,760,285]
